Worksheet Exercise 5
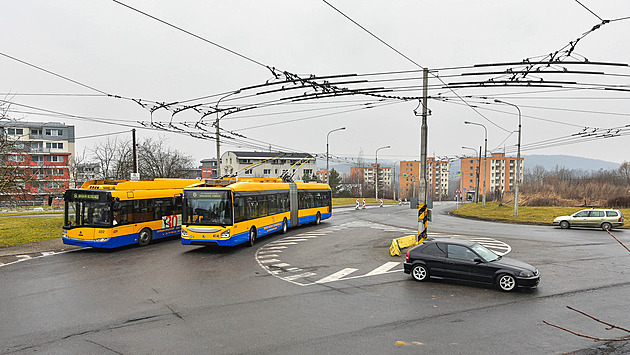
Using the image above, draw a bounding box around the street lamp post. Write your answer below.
[326,127,345,184]
[375,145,391,202]
[464,121,488,207]
[462,146,480,203]
[494,99,522,217]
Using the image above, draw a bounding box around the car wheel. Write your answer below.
[559,221,570,229]
[497,274,516,292]
[601,222,612,231]
[411,264,429,282]
[247,227,257,247]
[315,212,321,225]
[282,218,288,234]
[138,228,153,247]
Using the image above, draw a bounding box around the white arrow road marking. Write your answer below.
[315,268,358,284]
[16,255,32,261]
[365,262,401,276]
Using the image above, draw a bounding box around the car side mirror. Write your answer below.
[474,258,483,263]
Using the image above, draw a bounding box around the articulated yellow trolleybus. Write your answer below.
[181,178,332,247]
[62,179,199,248]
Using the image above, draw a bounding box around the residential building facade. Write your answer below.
[350,164,392,190]
[459,152,524,198]
[399,158,450,199]
[200,158,218,179]
[0,121,75,200]
[220,151,316,180]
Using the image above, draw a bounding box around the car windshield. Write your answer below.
[470,243,500,262]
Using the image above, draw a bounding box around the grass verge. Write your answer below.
[0,216,64,247]
[451,201,630,228]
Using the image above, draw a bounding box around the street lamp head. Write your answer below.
[464,121,472,125]
[494,99,502,103]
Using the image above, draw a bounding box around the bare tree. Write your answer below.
[0,101,33,201]
[618,161,630,185]
[88,135,195,180]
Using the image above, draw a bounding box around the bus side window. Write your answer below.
[234,196,246,223]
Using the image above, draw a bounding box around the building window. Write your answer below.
[32,156,44,162]
[244,169,252,175]
[45,155,63,162]
[45,129,63,136]
[263,169,271,175]
[31,129,43,135]
[8,155,25,162]
[7,128,24,135]
[46,142,64,149]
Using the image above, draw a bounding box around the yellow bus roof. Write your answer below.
[185,180,331,192]
[81,178,200,191]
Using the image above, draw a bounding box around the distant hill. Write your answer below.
[522,155,620,172]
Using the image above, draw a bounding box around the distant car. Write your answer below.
[403,238,540,292]
[552,208,624,231]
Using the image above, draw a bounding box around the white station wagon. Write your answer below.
[553,208,624,231]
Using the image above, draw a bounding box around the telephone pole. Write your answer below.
[417,68,429,243]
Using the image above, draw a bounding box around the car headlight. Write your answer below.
[519,270,534,277]
[93,238,110,243]
[181,230,189,237]
[221,230,230,238]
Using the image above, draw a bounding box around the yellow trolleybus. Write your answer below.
[181,178,332,247]
[62,178,199,249]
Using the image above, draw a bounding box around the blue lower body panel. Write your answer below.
[62,227,180,249]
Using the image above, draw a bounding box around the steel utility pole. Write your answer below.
[326,127,345,184]
[215,117,221,178]
[417,68,429,243]
[132,129,137,174]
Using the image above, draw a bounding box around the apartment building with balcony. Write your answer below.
[459,152,524,197]
[399,158,450,199]
[0,121,75,200]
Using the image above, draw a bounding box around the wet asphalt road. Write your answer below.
[1,202,630,354]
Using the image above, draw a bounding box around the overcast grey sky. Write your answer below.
[2,1,630,168]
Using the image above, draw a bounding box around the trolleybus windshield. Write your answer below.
[64,190,112,228]
[183,190,233,226]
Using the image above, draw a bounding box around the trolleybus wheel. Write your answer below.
[138,228,153,247]
[282,218,288,234]
[247,227,257,247]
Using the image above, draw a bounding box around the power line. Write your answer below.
[112,0,269,69]
[0,52,113,96]
[574,0,604,21]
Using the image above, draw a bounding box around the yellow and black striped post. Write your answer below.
[417,204,428,244]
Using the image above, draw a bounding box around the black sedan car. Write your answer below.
[403,238,540,292]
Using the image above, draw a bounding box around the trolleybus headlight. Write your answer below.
[93,238,110,243]
[182,230,189,237]
[221,230,230,238]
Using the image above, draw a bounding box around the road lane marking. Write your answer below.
[257,254,278,259]
[315,268,358,283]
[285,272,317,281]
[259,259,280,264]
[365,262,401,276]
[272,263,291,268]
